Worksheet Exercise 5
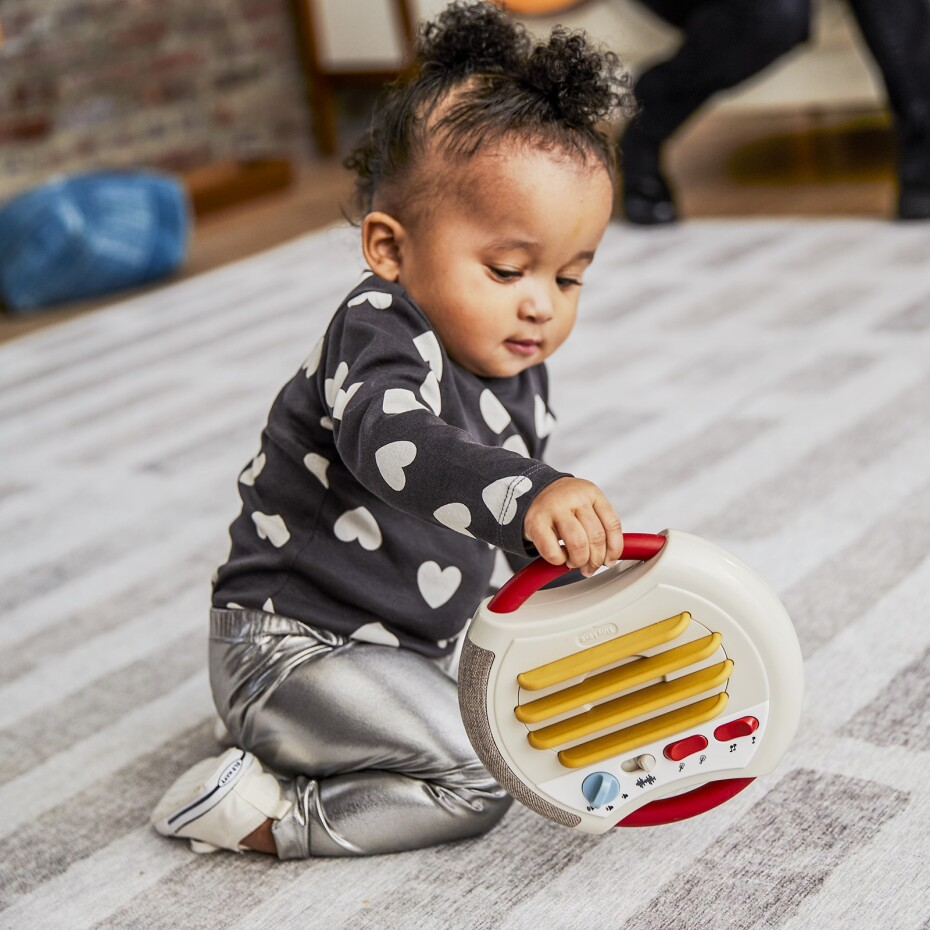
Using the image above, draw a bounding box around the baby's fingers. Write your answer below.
[526,518,569,567]
[594,498,624,565]
[575,508,608,576]
[555,514,592,575]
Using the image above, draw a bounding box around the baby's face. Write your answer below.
[396,147,613,379]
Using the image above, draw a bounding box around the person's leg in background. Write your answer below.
[845,0,930,219]
[620,0,811,224]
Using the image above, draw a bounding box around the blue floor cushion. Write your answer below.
[0,171,189,313]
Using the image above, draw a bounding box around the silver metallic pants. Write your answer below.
[209,608,512,858]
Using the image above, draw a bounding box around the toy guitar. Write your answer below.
[459,531,803,832]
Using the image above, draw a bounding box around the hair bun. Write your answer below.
[523,27,623,127]
[345,2,634,220]
[417,1,530,78]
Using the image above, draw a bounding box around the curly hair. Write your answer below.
[344,1,634,223]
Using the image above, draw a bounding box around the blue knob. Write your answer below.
[581,771,621,809]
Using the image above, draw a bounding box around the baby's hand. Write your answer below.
[523,477,623,577]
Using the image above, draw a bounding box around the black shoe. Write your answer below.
[622,173,678,226]
[896,118,930,220]
[618,122,678,225]
[898,183,930,220]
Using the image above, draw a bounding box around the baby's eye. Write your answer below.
[556,276,583,288]
[488,266,521,281]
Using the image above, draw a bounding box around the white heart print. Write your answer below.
[304,452,330,488]
[502,434,529,457]
[375,440,417,491]
[302,337,323,378]
[348,291,393,310]
[383,388,426,415]
[325,361,363,420]
[334,506,382,550]
[433,502,474,537]
[252,511,291,547]
[417,561,462,608]
[413,331,443,380]
[333,381,362,420]
[420,371,441,415]
[479,389,512,435]
[482,475,533,526]
[351,622,400,647]
[239,451,266,486]
[534,394,556,438]
[324,361,348,407]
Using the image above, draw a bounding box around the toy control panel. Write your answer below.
[537,701,768,819]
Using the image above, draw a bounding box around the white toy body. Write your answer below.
[459,530,804,833]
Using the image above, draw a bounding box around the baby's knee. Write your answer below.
[446,760,514,837]
[474,791,514,838]
[457,785,514,840]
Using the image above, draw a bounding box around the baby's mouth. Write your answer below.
[505,338,542,356]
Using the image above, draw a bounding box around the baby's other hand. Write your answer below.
[523,477,623,577]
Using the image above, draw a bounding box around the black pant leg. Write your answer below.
[633,0,700,31]
[844,0,930,129]
[846,0,930,212]
[633,0,812,142]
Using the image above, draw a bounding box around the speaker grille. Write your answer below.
[459,637,581,827]
[515,612,731,769]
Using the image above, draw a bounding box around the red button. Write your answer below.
[663,734,709,761]
[714,716,759,742]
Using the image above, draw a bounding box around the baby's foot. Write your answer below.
[151,748,291,853]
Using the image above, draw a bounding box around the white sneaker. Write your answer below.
[151,748,291,854]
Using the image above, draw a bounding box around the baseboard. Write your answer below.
[182,158,294,216]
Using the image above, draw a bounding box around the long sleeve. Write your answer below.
[320,282,566,554]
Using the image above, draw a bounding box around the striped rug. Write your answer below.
[2,219,929,930]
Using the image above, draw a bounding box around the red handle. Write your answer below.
[487,533,666,614]
[617,777,754,827]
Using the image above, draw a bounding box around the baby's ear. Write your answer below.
[361,212,405,281]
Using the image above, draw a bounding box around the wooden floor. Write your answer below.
[0,108,899,344]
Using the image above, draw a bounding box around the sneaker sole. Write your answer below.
[153,749,253,836]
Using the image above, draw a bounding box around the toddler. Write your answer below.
[151,0,632,858]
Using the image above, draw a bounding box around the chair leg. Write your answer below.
[309,74,338,157]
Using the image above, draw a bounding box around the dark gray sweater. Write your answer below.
[213,273,567,656]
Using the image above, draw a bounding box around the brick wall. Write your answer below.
[0,0,314,201]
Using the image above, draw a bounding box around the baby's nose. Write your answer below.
[518,289,554,321]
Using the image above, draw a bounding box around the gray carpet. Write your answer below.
[2,219,929,929]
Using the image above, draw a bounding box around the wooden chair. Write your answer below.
[290,0,417,156]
